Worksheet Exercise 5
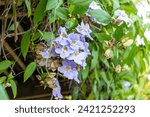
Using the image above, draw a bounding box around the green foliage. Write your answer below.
[25,0,32,17]
[56,7,69,21]
[24,62,37,82]
[10,80,17,98]
[0,84,9,100]
[89,9,111,25]
[33,0,47,25]
[68,0,93,6]
[21,31,31,60]
[46,0,63,10]
[1,0,150,100]
[0,60,12,74]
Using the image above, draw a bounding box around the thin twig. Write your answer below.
[12,0,18,42]
[0,12,28,20]
[3,41,26,70]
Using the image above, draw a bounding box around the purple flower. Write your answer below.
[83,42,91,55]
[76,22,93,40]
[123,81,131,91]
[88,1,101,10]
[114,10,132,26]
[53,27,69,46]
[58,27,67,39]
[52,78,63,99]
[55,45,74,59]
[67,33,84,50]
[58,60,79,83]
[67,51,87,67]
[40,47,57,59]
[53,37,69,46]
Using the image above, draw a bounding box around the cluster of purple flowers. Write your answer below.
[40,22,92,99]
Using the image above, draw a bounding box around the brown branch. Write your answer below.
[0,0,12,6]
[3,41,26,70]
[0,12,28,20]
[12,0,18,42]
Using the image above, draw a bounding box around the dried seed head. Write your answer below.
[115,64,121,73]
[35,42,47,54]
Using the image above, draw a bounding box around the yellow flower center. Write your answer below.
[62,33,67,38]
[72,40,77,44]
[63,46,68,51]
[79,28,82,32]
[66,66,71,71]
[75,52,79,57]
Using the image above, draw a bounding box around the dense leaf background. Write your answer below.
[1,0,150,100]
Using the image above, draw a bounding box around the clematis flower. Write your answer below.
[67,33,84,50]
[58,60,80,83]
[51,78,63,99]
[55,44,74,58]
[76,22,93,40]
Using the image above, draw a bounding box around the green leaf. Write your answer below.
[91,48,99,70]
[8,22,19,31]
[124,46,138,65]
[25,0,32,17]
[21,31,30,60]
[49,13,58,24]
[10,80,17,98]
[0,76,7,83]
[65,18,78,29]
[68,0,93,6]
[94,33,111,42]
[24,62,37,82]
[8,72,14,80]
[112,0,120,10]
[17,0,23,6]
[72,5,89,16]
[89,9,111,25]
[0,84,9,100]
[46,0,63,10]
[33,0,47,25]
[113,26,124,40]
[46,0,57,10]
[0,60,12,73]
[56,7,69,21]
[42,32,55,41]
[81,66,89,80]
[100,71,110,86]
[31,32,41,41]
[72,87,79,99]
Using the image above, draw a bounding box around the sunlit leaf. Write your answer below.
[46,0,63,10]
[68,0,93,6]
[56,7,69,21]
[89,9,111,25]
